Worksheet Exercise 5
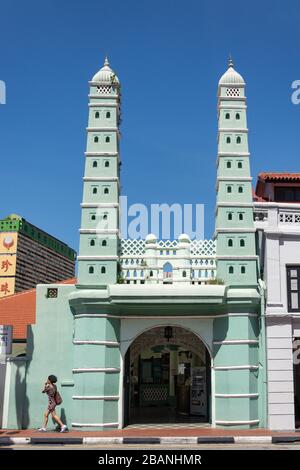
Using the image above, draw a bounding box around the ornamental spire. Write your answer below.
[104,56,110,67]
[228,54,234,69]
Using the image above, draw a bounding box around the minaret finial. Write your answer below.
[104,56,110,67]
[228,53,234,68]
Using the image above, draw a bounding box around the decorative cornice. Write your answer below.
[214,365,259,370]
[215,228,256,233]
[80,203,119,208]
[218,152,250,157]
[77,256,119,261]
[79,229,119,234]
[216,255,259,260]
[217,202,253,207]
[83,177,119,182]
[73,340,119,346]
[218,96,246,102]
[85,152,118,156]
[89,103,119,108]
[72,396,119,400]
[215,393,259,398]
[218,83,246,88]
[73,313,258,320]
[86,127,118,132]
[219,128,248,133]
[219,104,247,109]
[72,368,120,373]
[213,339,259,345]
[215,419,259,425]
[217,176,252,182]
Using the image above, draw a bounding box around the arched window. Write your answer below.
[163,263,173,282]
[150,270,153,277]
[94,136,99,143]
[95,111,100,118]
[104,187,109,194]
[89,266,94,274]
[102,240,107,247]
[229,266,234,274]
[91,214,96,221]
[236,136,241,144]
[236,113,240,120]
[182,270,187,278]
[105,136,110,143]
[226,136,231,144]
[227,161,231,168]
[238,186,243,193]
[238,161,243,168]
[227,186,232,193]
[90,239,95,246]
[93,187,98,194]
[240,239,245,247]
[228,213,233,221]
[228,239,233,247]
[239,213,244,221]
[101,266,106,274]
[93,161,98,168]
[106,111,111,118]
[241,266,246,274]
[103,214,108,220]
[105,161,110,167]
[225,113,230,120]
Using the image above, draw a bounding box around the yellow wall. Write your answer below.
[0,232,18,297]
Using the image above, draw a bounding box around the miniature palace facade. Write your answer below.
[3,58,267,430]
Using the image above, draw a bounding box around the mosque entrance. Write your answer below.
[123,326,211,427]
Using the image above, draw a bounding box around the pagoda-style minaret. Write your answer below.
[77,57,121,286]
[215,58,258,286]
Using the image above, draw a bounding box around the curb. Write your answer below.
[0,437,31,445]
[272,436,300,444]
[1,435,300,446]
[198,437,234,444]
[30,437,83,445]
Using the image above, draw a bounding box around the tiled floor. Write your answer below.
[128,406,208,428]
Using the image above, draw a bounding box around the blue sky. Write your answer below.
[0,0,300,250]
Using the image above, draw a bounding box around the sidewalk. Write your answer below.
[1,427,300,445]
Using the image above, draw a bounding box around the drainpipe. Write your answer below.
[258,278,268,429]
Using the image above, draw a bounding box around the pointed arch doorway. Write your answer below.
[123,326,211,427]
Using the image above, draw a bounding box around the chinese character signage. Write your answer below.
[0,277,15,298]
[0,325,13,355]
[0,254,16,277]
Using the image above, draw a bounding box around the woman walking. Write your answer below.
[38,374,68,432]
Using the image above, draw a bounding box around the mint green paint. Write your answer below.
[78,235,118,256]
[216,207,253,228]
[73,346,120,369]
[74,316,120,341]
[215,396,258,421]
[73,371,120,396]
[216,64,258,288]
[214,369,259,394]
[214,315,259,340]
[10,284,76,429]
[77,261,118,285]
[78,60,121,286]
[5,61,268,431]
[217,157,250,176]
[5,359,27,429]
[213,344,258,366]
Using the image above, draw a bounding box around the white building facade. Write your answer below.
[254,173,300,430]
